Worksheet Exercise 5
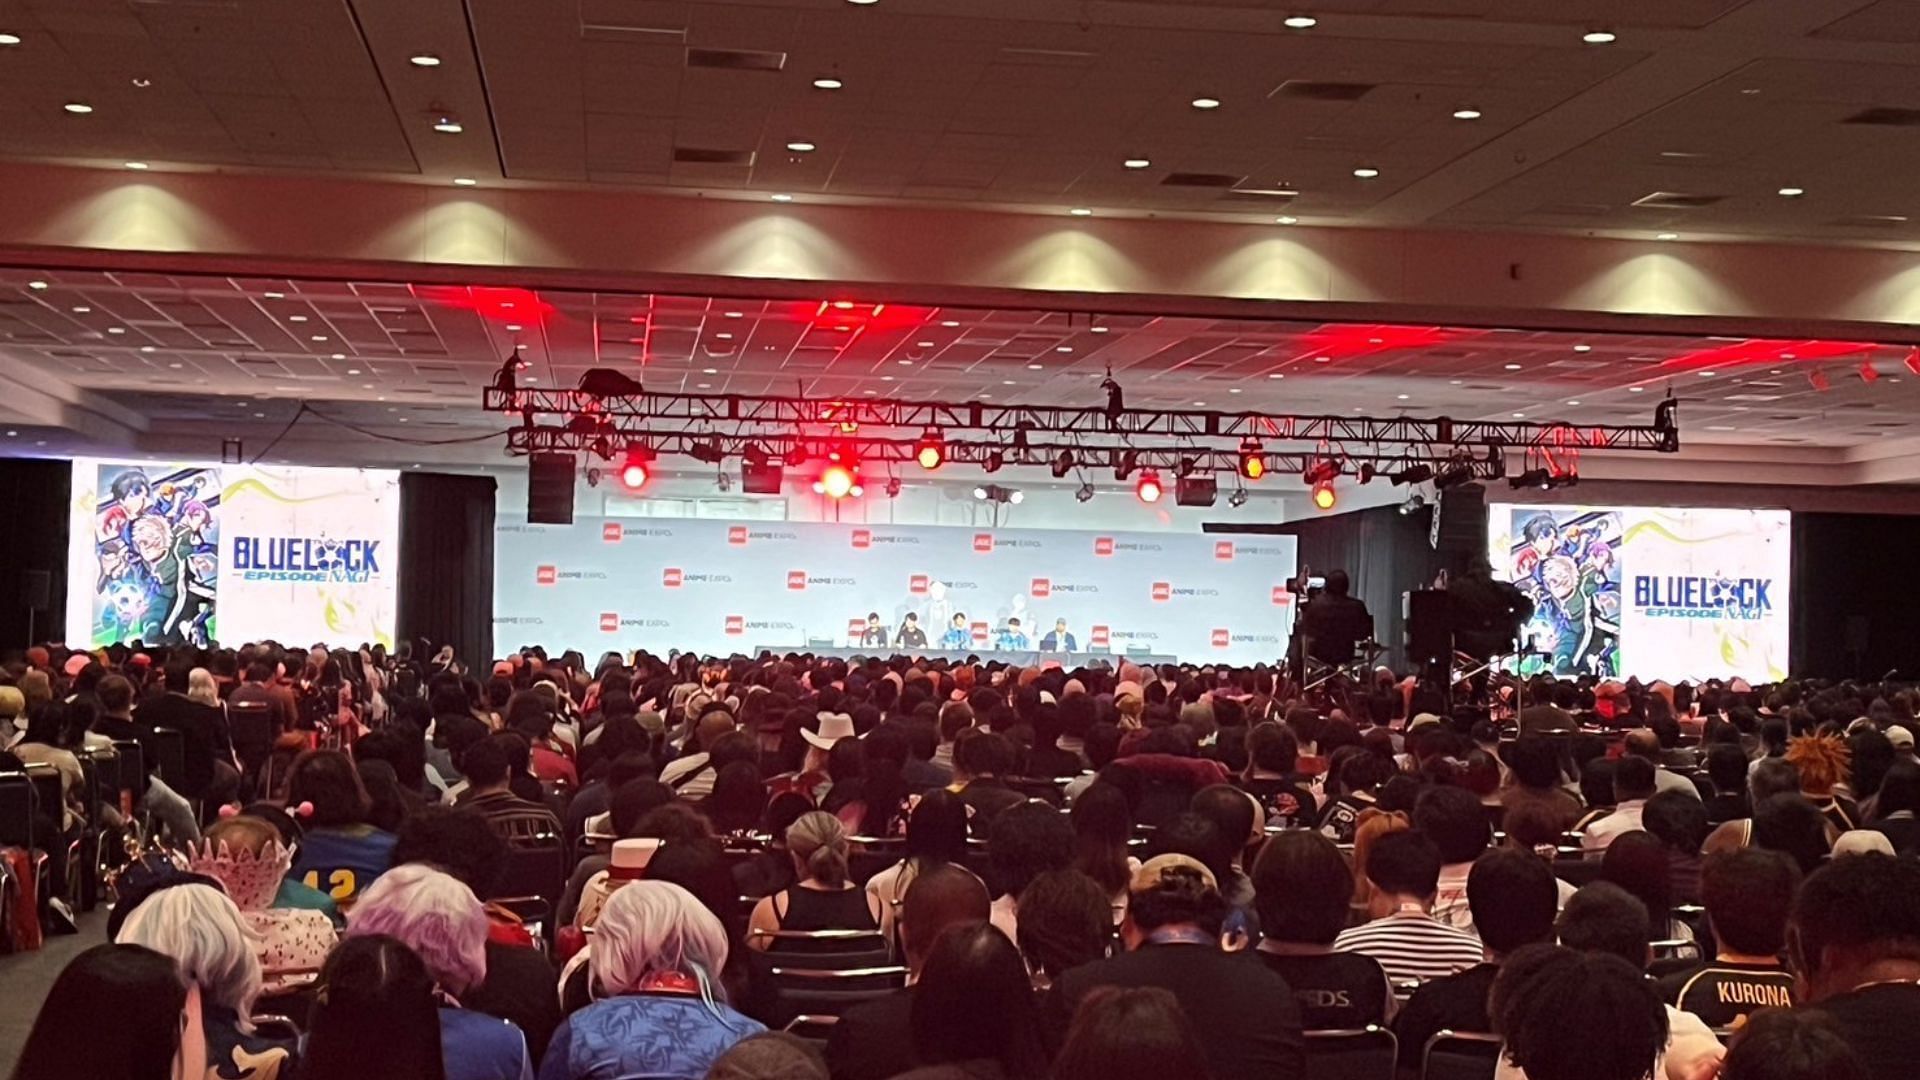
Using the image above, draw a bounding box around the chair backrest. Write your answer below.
[1422,1031,1502,1080]
[1305,1027,1398,1080]
[228,701,276,773]
[495,837,567,908]
[1006,776,1066,806]
[0,773,33,848]
[751,960,907,1029]
[1551,857,1602,888]
[25,766,63,841]
[146,727,187,792]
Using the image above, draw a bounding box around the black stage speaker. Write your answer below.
[527,453,576,525]
[1405,589,1454,669]
[20,569,50,610]
[741,461,784,495]
[1175,475,1218,507]
[1431,483,1486,554]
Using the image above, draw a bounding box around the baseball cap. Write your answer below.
[1128,853,1218,896]
[1889,726,1914,751]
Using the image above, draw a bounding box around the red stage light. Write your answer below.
[1136,471,1164,504]
[1312,480,1337,511]
[618,450,652,492]
[914,429,945,470]
[814,464,860,499]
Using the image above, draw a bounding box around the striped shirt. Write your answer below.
[1333,911,1486,986]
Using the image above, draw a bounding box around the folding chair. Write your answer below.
[1421,1031,1502,1080]
[1006,776,1068,806]
[228,700,276,789]
[744,938,907,1030]
[1305,1027,1398,1080]
[495,834,567,942]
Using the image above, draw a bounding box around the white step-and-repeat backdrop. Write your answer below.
[495,517,1299,663]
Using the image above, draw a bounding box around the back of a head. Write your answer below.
[1750,757,1801,803]
[1051,986,1212,1080]
[1720,1008,1869,1080]
[1599,831,1673,928]
[1364,829,1443,898]
[1129,862,1229,936]
[1469,848,1559,956]
[1752,793,1832,875]
[905,787,971,867]
[345,864,488,995]
[1189,785,1255,854]
[1324,569,1351,597]
[1014,868,1111,978]
[706,1032,829,1080]
[1701,849,1799,958]
[787,811,852,888]
[610,779,675,838]
[15,944,187,1080]
[1251,830,1353,946]
[287,749,371,827]
[910,922,1045,1079]
[1494,944,1668,1080]
[900,863,992,963]
[593,879,731,995]
[389,806,508,900]
[302,934,446,1080]
[459,735,511,789]
[1641,789,1710,853]
[1415,784,1491,865]
[1556,881,1651,968]
[1791,853,1920,995]
[113,882,262,1018]
[1706,743,1750,793]
[989,799,1075,899]
[1612,754,1657,802]
[1506,737,1563,790]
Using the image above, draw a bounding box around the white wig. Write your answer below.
[345,863,489,994]
[115,882,263,1022]
[187,667,220,707]
[592,880,730,997]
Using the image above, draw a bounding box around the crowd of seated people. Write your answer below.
[5,640,1920,1080]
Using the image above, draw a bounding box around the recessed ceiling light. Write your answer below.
[880,375,895,382]
[770,193,794,202]
[124,161,148,170]
[1315,355,1330,363]
[252,412,266,419]
[1194,401,1207,407]
[131,77,151,88]
[786,140,816,152]
[941,320,960,327]
[1450,379,1463,385]
[1027,363,1044,370]
[1504,363,1523,370]
[1567,400,1582,406]
[1353,166,1379,178]
[917,340,935,347]
[1573,343,1591,352]
[1583,29,1616,44]
[1284,14,1317,28]
[63,102,93,114]
[1069,207,1093,216]
[1056,345,1073,353]
[1777,186,1805,197]
[847,0,880,5]
[1191,96,1222,110]
[311,335,328,342]
[71,306,90,314]
[346,368,361,375]
[723,311,742,318]
[1629,385,1645,392]
[1452,107,1482,120]
[1276,215,1297,225]
[1512,412,1526,418]
[812,77,843,90]
[1002,379,1016,385]
[0,33,20,46]
[452,177,477,186]
[1397,393,1410,400]
[409,53,442,67]
[1268,373,1285,379]
[899,359,914,365]
[1123,158,1151,169]
[702,367,718,374]
[1091,326,1109,333]
[433,118,463,134]
[106,327,124,334]
[288,314,308,322]
[698,383,712,390]
[141,346,156,353]
[1656,232,1679,240]
[1698,370,1715,377]
[264,291,284,299]
[1230,387,1243,394]
[715,332,733,340]
[26,280,47,290]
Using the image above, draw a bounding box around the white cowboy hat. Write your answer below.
[803,712,858,751]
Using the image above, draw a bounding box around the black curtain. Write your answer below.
[1208,504,1453,670]
[1792,512,1920,680]
[398,472,497,667]
[0,459,70,650]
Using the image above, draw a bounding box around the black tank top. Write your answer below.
[775,883,879,933]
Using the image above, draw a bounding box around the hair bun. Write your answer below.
[295,801,316,819]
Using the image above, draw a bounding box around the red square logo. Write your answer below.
[847,618,865,635]
[724,615,745,635]
[1091,625,1111,648]
[970,622,989,643]
[1094,537,1115,557]
[602,522,623,543]
[1152,582,1172,602]
[536,565,557,586]
[599,612,619,633]
[662,568,683,588]
[1031,578,1051,599]
[909,574,930,595]
[728,525,748,546]
[1211,628,1231,648]
[787,570,808,591]
[1215,541,1235,561]
[1271,586,1290,606]
[973,533,993,553]
[851,529,872,549]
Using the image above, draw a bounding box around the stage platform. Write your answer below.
[747,645,1180,666]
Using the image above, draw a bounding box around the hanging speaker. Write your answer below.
[527,453,576,525]
[21,570,50,610]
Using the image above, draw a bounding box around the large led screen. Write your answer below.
[66,460,400,648]
[1487,504,1790,682]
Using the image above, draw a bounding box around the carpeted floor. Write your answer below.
[0,909,110,1073]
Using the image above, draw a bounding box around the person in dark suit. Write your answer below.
[1294,569,1374,666]
[1044,855,1305,1080]
[825,864,990,1080]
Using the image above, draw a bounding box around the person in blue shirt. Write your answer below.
[993,617,1031,651]
[540,880,764,1080]
[284,749,397,906]
[940,612,972,650]
[1039,618,1079,653]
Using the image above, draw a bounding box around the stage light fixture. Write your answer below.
[1228,488,1249,508]
[585,467,603,488]
[1389,462,1433,486]
[814,461,862,499]
[1399,493,1426,516]
[1509,467,1552,490]
[983,449,1005,473]
[577,368,645,398]
[885,476,903,498]
[914,428,946,470]
[741,460,784,494]
[1176,456,1199,479]
[1311,479,1337,511]
[1357,463,1378,485]
[1051,449,1075,478]
[687,437,726,464]
[618,449,654,492]
[1175,475,1218,507]
[1113,448,1139,481]
[1075,482,1095,503]
[1100,372,1125,421]
[1433,458,1475,490]
[786,442,810,467]
[1135,470,1164,504]
[975,483,1022,505]
[973,485,990,501]
[1302,458,1340,487]
[1238,439,1266,481]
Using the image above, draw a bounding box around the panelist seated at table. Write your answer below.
[940,612,973,650]
[992,618,1031,651]
[1038,618,1078,652]
[858,612,889,648]
[896,613,929,649]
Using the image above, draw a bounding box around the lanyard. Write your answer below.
[1146,927,1217,947]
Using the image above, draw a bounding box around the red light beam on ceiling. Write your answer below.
[415,285,556,323]
[1655,338,1876,375]
[1282,323,1487,367]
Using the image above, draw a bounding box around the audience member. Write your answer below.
[185,815,337,995]
[1582,756,1656,851]
[12,943,203,1080]
[909,923,1048,1080]
[747,811,884,950]
[1333,831,1485,985]
[1050,987,1214,1080]
[1656,848,1799,1027]
[1492,945,1669,1080]
[285,748,397,905]
[298,933,448,1080]
[1415,785,1492,932]
[1718,1009,1868,1080]
[1014,869,1112,989]
[1250,830,1391,1029]
[865,788,970,942]
[1787,853,1920,1080]
[987,800,1076,941]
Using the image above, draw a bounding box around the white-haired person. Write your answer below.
[347,863,535,1080]
[113,881,298,1080]
[539,880,765,1080]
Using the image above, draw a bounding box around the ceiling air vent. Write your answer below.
[686,48,786,72]
[1271,80,1376,102]
[1845,107,1920,127]
[673,147,757,166]
[1161,172,1243,188]
[1631,191,1725,209]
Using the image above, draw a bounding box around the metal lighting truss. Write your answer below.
[482,386,1678,454]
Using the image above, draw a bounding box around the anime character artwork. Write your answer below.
[1508,508,1622,677]
[92,464,220,646]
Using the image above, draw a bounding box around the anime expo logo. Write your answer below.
[726,615,796,636]
[729,526,799,547]
[1033,578,1098,598]
[974,534,994,553]
[1093,536,1162,556]
[1151,581,1219,602]
[1212,629,1231,648]
[533,565,603,586]
[851,529,918,549]
[1215,542,1234,561]
[537,566,557,586]
[1090,625,1111,649]
[662,568,731,588]
[1633,576,1775,621]
[600,612,669,632]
